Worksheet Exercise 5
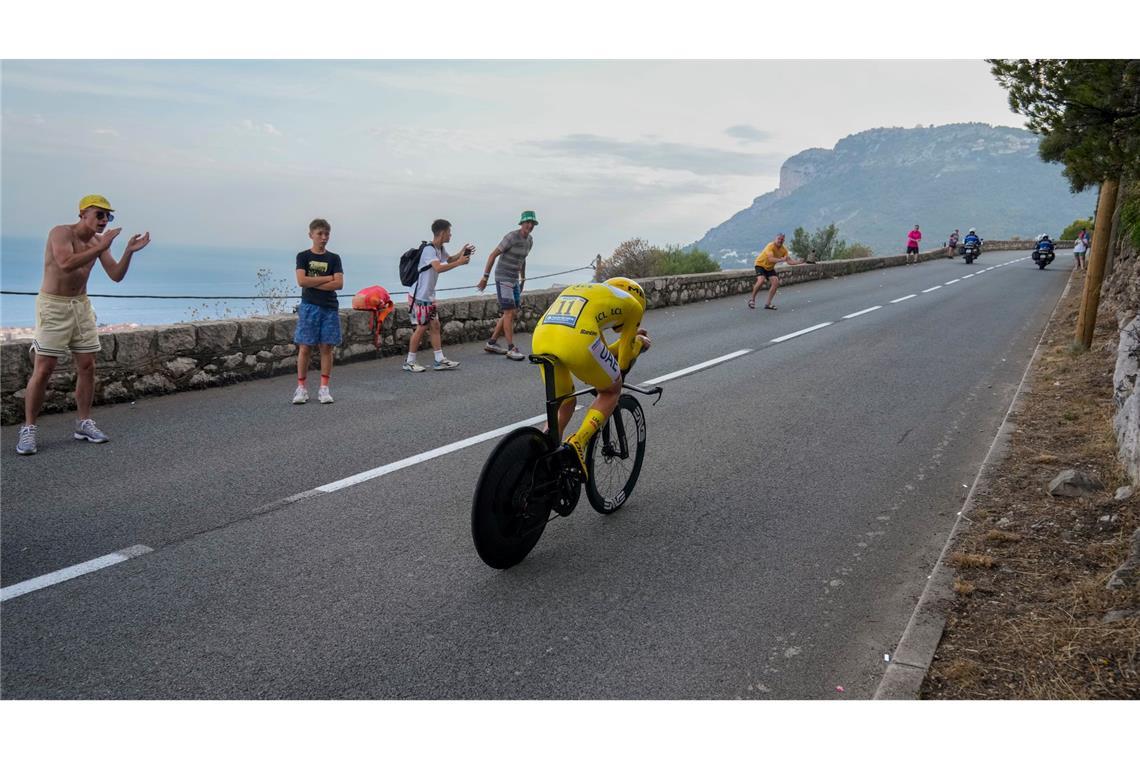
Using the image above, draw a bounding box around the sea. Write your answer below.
[0,236,594,329]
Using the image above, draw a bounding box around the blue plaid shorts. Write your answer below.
[294,302,342,346]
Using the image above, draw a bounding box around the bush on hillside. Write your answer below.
[1060,217,1095,240]
[790,224,871,261]
[833,243,874,259]
[594,239,720,281]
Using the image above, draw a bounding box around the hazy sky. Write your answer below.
[2,59,1028,266]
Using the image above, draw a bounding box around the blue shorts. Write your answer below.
[495,280,521,312]
[294,302,342,346]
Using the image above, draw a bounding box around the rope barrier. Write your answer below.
[0,264,598,300]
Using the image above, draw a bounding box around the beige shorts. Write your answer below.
[32,293,101,358]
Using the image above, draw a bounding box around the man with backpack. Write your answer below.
[401,219,474,372]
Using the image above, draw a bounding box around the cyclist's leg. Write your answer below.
[562,342,623,471]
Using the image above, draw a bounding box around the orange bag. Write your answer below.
[352,286,394,348]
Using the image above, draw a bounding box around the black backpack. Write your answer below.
[399,241,433,287]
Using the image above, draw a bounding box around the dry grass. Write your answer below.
[922,275,1140,700]
[954,579,977,596]
[950,553,996,568]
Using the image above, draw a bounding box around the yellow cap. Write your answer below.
[78,194,114,212]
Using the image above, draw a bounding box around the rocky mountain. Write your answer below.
[694,123,1098,264]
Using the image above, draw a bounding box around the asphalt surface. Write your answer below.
[0,251,1071,698]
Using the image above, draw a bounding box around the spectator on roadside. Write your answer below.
[16,194,151,455]
[478,210,537,361]
[403,219,474,372]
[947,229,960,258]
[906,224,922,264]
[747,232,808,311]
[292,218,344,405]
[1073,232,1088,271]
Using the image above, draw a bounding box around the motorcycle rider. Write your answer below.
[963,228,981,248]
[1034,233,1056,264]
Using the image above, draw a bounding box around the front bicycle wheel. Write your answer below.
[585,394,647,515]
[472,427,553,569]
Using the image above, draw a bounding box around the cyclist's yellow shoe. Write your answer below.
[559,435,589,476]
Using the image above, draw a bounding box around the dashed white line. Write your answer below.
[843,306,882,319]
[890,294,917,303]
[771,322,833,343]
[645,349,753,384]
[922,286,942,293]
[945,279,960,285]
[962,274,975,279]
[319,348,755,494]
[0,545,152,603]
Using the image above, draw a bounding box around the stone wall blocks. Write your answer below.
[156,325,196,355]
[165,357,199,377]
[114,328,158,367]
[240,318,273,346]
[194,321,240,353]
[1,341,32,392]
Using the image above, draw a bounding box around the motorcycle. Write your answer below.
[962,241,980,264]
[1032,244,1056,270]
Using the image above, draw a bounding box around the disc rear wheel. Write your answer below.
[472,428,553,568]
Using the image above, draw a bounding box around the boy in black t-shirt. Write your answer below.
[292,218,344,404]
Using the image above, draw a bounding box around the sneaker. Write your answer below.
[505,346,524,361]
[484,340,507,355]
[559,438,589,475]
[433,357,460,371]
[74,419,110,444]
[292,386,309,404]
[402,361,426,373]
[318,386,334,404]
[15,424,37,455]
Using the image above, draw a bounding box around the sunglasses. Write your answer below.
[94,210,115,222]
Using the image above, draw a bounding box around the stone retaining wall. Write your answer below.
[0,240,1056,424]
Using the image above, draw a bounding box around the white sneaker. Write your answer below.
[505,346,524,361]
[433,358,460,370]
[402,361,426,373]
[292,386,309,404]
[318,386,334,404]
[16,424,37,455]
[74,418,110,443]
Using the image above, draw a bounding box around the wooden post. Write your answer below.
[1075,177,1119,348]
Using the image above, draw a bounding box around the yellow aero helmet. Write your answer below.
[604,276,646,312]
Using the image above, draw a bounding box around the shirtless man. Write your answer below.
[15,194,151,455]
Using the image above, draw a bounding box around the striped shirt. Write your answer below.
[493,229,533,283]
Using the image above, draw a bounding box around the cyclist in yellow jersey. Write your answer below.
[532,277,652,473]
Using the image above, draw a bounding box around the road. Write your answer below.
[0,251,1071,698]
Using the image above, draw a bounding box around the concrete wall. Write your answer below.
[0,240,1058,424]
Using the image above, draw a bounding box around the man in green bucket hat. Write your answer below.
[478,210,538,360]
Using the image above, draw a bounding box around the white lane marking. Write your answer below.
[890,294,917,303]
[317,414,549,493]
[771,322,833,343]
[843,305,882,319]
[945,279,960,285]
[962,274,975,279]
[922,286,942,293]
[0,545,152,603]
[319,349,755,494]
[646,349,752,384]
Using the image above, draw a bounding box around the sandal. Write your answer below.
[764,305,778,310]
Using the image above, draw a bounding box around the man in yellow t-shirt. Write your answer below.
[748,233,808,311]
